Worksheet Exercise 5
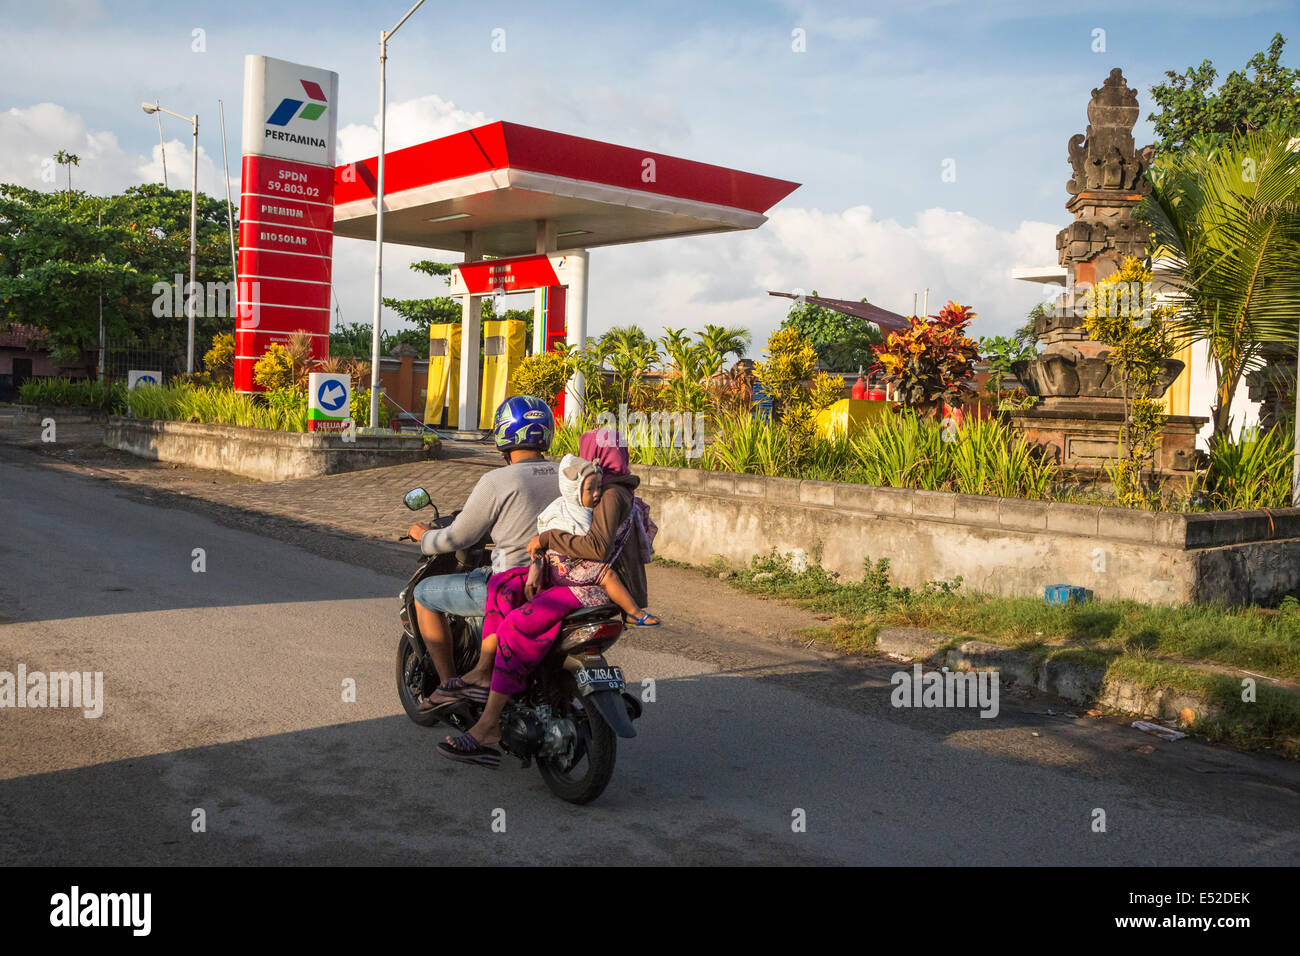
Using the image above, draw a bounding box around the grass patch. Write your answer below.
[725,550,1300,680]
[715,550,1300,753]
[1101,655,1300,756]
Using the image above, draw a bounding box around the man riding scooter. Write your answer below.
[405,395,558,711]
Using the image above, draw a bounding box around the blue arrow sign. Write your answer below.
[317,379,347,412]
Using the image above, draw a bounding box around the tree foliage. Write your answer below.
[1148,33,1300,153]
[0,183,235,366]
[1141,127,1300,446]
[780,292,883,372]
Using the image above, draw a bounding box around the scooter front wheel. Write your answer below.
[396,633,442,727]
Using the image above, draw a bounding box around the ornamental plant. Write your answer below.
[871,301,979,417]
[203,332,236,384]
[511,349,572,402]
[1083,257,1177,505]
[752,327,843,452]
[252,343,295,391]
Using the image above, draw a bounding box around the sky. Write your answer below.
[1,0,1295,349]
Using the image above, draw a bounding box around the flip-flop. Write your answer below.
[437,676,490,703]
[416,693,457,714]
[436,732,501,768]
[626,612,661,627]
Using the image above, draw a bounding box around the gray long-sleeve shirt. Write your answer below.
[420,459,559,573]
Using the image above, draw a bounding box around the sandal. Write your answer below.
[626,612,661,627]
[436,731,501,768]
[439,676,490,703]
[416,693,457,714]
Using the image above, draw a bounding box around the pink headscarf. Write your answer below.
[579,428,630,476]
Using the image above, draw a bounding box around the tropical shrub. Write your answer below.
[1197,423,1294,510]
[872,301,979,417]
[512,349,572,402]
[977,334,1036,406]
[706,363,756,417]
[123,383,183,420]
[752,328,843,455]
[1084,257,1179,506]
[658,328,710,414]
[710,410,801,476]
[851,410,951,489]
[850,412,1057,498]
[121,382,387,432]
[252,344,295,391]
[203,333,236,384]
[350,386,393,429]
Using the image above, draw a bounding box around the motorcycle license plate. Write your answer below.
[575,665,625,696]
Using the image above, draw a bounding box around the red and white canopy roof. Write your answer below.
[332,121,799,255]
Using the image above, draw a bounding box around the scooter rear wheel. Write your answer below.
[537,673,618,805]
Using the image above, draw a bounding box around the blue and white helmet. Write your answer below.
[493,395,555,453]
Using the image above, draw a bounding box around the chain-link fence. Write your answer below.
[102,338,178,382]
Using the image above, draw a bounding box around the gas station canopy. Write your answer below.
[332,121,800,254]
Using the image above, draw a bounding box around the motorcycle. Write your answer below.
[395,486,641,804]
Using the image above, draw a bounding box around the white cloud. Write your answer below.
[337,94,490,163]
[0,102,230,198]
[576,205,1060,353]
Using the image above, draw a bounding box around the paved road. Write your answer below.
[1,439,1299,865]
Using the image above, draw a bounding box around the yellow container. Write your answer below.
[815,398,891,439]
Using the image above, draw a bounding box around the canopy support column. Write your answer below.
[532,219,556,356]
[457,230,483,431]
[564,248,589,423]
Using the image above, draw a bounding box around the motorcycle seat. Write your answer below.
[563,603,621,625]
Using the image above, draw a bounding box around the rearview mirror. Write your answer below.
[404,487,431,511]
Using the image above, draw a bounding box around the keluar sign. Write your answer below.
[308,372,350,432]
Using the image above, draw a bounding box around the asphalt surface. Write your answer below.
[2,439,1299,865]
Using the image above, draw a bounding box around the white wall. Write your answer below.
[1185,338,1261,449]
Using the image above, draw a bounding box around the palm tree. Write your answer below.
[697,324,752,364]
[53,150,80,207]
[597,324,654,359]
[658,327,692,364]
[1142,127,1300,445]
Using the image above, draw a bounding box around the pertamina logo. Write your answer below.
[267,79,328,126]
[264,79,329,150]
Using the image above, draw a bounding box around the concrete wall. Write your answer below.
[631,465,1300,606]
[15,404,108,425]
[106,417,431,482]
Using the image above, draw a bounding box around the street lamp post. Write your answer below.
[142,102,199,375]
[369,0,428,428]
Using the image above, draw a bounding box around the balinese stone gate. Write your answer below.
[1010,68,1204,477]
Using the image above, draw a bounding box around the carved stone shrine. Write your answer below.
[1009,68,1204,478]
